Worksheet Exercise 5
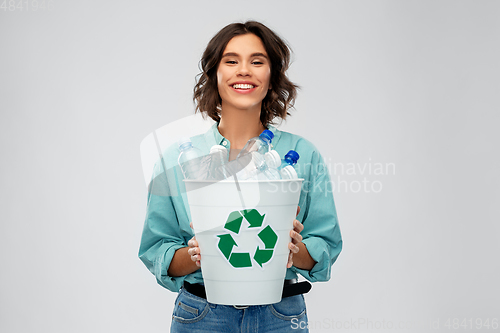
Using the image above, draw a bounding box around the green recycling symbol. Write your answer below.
[217,209,278,268]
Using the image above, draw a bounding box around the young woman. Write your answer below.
[139,21,342,332]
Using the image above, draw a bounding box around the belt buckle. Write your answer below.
[233,305,249,309]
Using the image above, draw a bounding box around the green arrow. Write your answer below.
[258,225,278,249]
[254,247,273,267]
[217,234,237,259]
[224,211,243,234]
[229,252,252,268]
[241,209,265,228]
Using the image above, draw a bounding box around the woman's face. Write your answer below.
[217,33,271,113]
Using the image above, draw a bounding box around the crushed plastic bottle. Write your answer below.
[236,130,274,159]
[177,135,298,182]
[227,150,282,180]
[208,145,229,180]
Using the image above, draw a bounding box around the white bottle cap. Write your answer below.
[280,165,298,179]
[210,145,226,153]
[264,150,281,169]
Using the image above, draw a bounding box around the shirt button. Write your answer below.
[222,141,227,146]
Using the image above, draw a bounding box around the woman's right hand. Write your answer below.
[188,222,201,267]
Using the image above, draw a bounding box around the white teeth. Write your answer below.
[232,84,254,89]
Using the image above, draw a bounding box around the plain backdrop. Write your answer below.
[1,1,499,332]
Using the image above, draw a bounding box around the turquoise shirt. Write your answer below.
[138,123,342,292]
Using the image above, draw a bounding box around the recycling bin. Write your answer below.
[184,179,303,305]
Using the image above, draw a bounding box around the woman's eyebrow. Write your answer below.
[251,52,268,58]
[222,52,268,59]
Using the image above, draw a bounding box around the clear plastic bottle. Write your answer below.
[177,137,206,180]
[256,150,282,180]
[279,150,300,180]
[236,130,274,159]
[222,153,252,180]
[280,165,298,179]
[279,150,299,169]
[208,145,229,180]
[232,150,282,180]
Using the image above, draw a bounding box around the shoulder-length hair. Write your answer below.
[193,21,298,127]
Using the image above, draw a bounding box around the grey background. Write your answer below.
[1,0,499,332]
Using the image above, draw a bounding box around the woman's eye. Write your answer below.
[252,61,263,65]
[226,60,237,64]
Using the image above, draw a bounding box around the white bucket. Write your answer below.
[184,179,303,305]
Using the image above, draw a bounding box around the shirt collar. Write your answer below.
[206,122,282,148]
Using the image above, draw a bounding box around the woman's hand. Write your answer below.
[188,222,201,267]
[287,206,304,269]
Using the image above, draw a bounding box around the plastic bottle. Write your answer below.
[177,137,205,179]
[280,165,298,179]
[236,130,274,159]
[279,150,300,169]
[208,145,229,180]
[232,150,282,180]
[257,150,282,180]
[222,153,252,180]
[279,150,300,180]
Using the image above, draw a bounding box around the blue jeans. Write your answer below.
[170,287,309,332]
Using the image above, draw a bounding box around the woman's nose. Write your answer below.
[237,63,251,76]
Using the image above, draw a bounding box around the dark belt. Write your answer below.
[183,279,311,302]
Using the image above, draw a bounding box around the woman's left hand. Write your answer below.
[287,206,303,268]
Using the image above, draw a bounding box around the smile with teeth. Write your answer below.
[232,84,255,89]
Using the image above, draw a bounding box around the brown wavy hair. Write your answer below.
[193,21,298,127]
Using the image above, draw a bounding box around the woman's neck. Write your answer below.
[218,104,266,150]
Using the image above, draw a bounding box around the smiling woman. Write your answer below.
[138,21,342,333]
[217,34,271,113]
[194,21,298,132]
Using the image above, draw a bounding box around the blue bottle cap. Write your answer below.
[259,130,274,142]
[285,150,300,164]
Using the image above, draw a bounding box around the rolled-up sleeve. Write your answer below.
[138,155,193,292]
[138,192,187,291]
[291,146,343,282]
